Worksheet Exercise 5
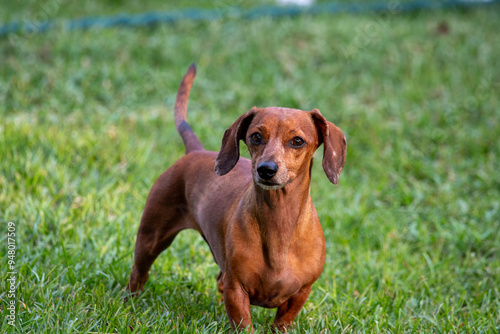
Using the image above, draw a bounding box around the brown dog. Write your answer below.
[128,64,346,332]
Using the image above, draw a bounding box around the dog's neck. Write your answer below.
[250,170,313,270]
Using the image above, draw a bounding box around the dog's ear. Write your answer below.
[215,107,258,176]
[310,108,347,185]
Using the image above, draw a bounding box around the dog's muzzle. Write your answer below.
[257,162,278,180]
[255,161,290,190]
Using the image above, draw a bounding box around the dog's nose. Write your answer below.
[257,162,278,180]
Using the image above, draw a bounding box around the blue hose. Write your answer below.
[1,0,498,36]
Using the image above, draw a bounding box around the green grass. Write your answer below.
[1,1,500,333]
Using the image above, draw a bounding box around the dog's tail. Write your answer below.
[174,63,204,154]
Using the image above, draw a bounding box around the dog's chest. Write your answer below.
[246,268,303,308]
[238,248,322,308]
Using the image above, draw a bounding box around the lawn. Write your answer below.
[1,1,499,333]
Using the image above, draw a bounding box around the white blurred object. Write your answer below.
[276,0,315,6]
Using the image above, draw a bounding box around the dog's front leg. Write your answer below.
[223,283,253,332]
[273,285,312,332]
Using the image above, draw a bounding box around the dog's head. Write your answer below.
[215,107,346,189]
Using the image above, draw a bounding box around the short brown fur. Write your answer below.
[128,64,347,332]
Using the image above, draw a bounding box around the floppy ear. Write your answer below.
[215,107,258,176]
[310,108,347,185]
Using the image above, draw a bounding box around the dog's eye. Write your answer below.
[290,137,305,148]
[249,132,263,145]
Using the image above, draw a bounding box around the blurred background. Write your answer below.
[1,0,499,332]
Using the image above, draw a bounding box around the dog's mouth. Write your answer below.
[257,181,284,190]
[255,179,292,190]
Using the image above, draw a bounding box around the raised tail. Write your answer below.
[174,63,204,154]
